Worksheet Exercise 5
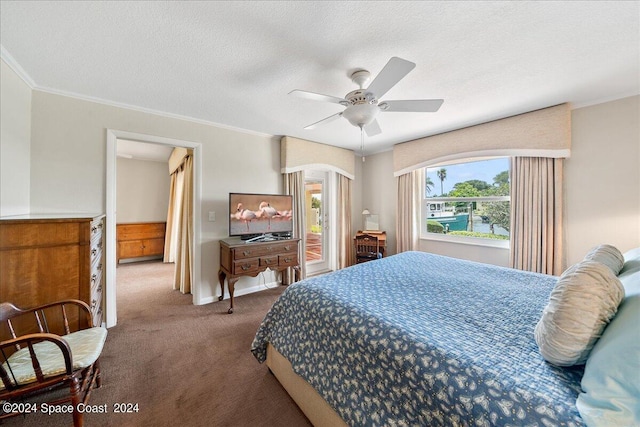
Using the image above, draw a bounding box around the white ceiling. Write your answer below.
[1,1,638,155]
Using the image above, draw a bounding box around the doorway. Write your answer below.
[304,170,333,276]
[106,130,202,328]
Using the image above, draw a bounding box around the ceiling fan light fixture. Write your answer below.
[342,103,380,127]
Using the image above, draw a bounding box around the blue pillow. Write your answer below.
[576,249,640,426]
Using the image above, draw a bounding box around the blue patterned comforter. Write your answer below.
[251,251,584,426]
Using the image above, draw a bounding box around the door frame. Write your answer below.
[105,129,202,328]
[304,169,336,276]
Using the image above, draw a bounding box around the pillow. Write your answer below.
[583,244,625,275]
[534,260,625,366]
[576,257,640,426]
[618,247,640,277]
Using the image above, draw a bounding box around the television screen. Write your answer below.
[229,193,293,238]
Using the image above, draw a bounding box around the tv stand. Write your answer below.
[218,237,301,313]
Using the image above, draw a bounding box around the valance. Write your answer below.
[393,104,571,176]
[281,136,355,179]
[168,147,192,174]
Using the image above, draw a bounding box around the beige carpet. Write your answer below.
[4,260,311,427]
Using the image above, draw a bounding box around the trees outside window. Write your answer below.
[423,158,510,243]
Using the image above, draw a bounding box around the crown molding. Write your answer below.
[34,85,275,139]
[0,45,36,88]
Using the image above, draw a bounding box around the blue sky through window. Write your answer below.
[426,158,509,196]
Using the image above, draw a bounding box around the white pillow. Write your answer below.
[583,244,624,275]
[534,260,625,366]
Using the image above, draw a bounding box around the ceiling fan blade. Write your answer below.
[366,57,416,98]
[289,89,347,105]
[364,119,382,137]
[304,112,343,130]
[380,99,444,112]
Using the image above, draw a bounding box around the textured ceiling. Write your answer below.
[1,1,638,155]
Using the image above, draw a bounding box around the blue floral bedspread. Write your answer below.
[251,251,584,426]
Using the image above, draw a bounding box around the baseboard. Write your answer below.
[197,280,280,305]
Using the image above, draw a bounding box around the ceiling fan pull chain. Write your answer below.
[360,126,365,162]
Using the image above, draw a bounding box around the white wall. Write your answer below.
[116,157,170,223]
[0,59,31,216]
[29,90,282,303]
[361,96,640,270]
[565,95,640,265]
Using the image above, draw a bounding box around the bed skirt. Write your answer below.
[266,343,347,427]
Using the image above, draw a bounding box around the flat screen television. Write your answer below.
[229,193,293,241]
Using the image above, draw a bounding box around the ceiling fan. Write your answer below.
[289,57,444,137]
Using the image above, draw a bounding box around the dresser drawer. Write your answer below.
[260,256,278,268]
[232,258,260,275]
[278,253,298,267]
[233,246,269,260]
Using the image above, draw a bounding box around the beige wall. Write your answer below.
[565,95,640,265]
[0,59,31,216]
[361,96,640,269]
[29,90,282,302]
[116,157,170,223]
[360,151,397,255]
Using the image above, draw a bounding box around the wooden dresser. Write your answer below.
[218,237,300,313]
[116,222,166,263]
[0,214,105,338]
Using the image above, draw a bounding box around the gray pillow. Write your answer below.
[583,244,624,275]
[534,260,625,366]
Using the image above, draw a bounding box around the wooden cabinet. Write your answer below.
[116,222,166,263]
[218,238,300,313]
[0,214,105,338]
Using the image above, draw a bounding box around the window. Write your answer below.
[422,158,510,246]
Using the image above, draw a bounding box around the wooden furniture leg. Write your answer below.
[217,269,238,314]
[218,269,226,302]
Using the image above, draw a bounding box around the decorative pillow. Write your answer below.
[534,260,624,366]
[576,250,640,426]
[583,244,625,275]
[618,247,640,277]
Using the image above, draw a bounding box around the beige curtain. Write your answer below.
[510,157,564,275]
[164,169,183,263]
[284,171,306,283]
[173,154,193,293]
[396,169,422,253]
[337,174,353,268]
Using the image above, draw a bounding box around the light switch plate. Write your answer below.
[208,211,216,222]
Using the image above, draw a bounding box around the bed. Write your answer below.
[251,250,640,426]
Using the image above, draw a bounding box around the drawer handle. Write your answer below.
[242,251,251,256]
[284,257,293,263]
[91,299,97,309]
[91,274,97,284]
[97,263,103,271]
[97,285,102,293]
[284,245,291,250]
[241,264,251,271]
[265,259,274,264]
[91,248,97,256]
[91,226,97,233]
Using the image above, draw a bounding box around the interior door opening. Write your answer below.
[305,170,332,276]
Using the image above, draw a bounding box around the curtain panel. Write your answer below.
[396,169,422,253]
[337,174,353,268]
[173,154,193,294]
[284,171,307,282]
[509,157,565,275]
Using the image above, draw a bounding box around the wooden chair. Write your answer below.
[355,233,382,263]
[0,299,107,427]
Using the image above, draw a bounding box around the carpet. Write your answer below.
[4,261,311,427]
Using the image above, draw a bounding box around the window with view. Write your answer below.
[422,158,510,244]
